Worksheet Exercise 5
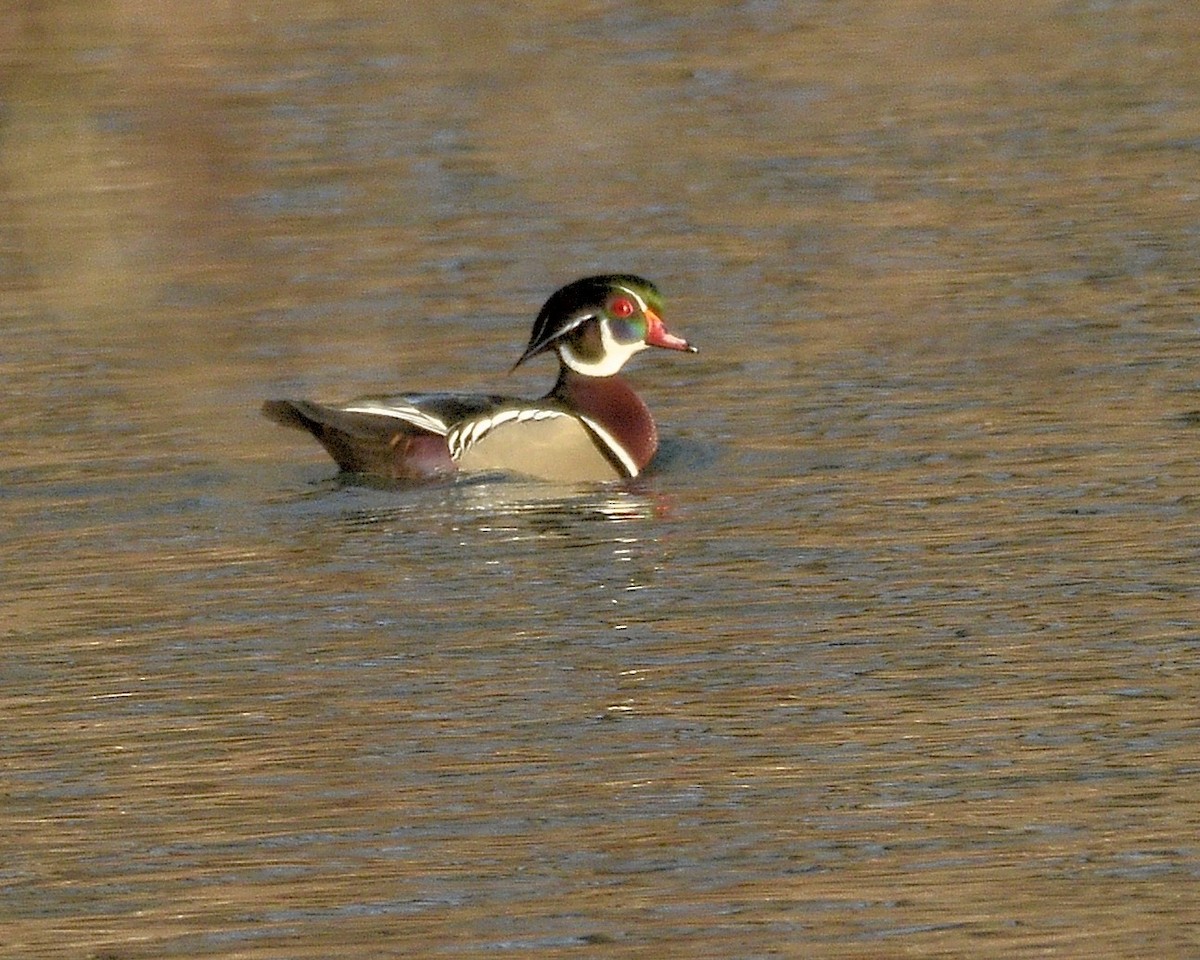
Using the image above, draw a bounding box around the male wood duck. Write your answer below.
[262,274,697,483]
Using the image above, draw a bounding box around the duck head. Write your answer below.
[512,274,696,377]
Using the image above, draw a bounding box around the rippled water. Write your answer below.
[3,2,1199,957]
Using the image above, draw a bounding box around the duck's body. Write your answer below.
[262,275,696,483]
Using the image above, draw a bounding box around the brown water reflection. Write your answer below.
[3,1,1200,958]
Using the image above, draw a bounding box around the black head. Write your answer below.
[511,274,693,376]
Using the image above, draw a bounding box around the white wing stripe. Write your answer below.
[340,402,448,435]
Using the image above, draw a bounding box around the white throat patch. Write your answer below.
[559,317,647,377]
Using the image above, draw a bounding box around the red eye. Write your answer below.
[610,296,636,319]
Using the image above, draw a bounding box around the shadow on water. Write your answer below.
[263,432,723,534]
[287,476,669,536]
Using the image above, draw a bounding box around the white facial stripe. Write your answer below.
[566,311,599,332]
[614,285,650,313]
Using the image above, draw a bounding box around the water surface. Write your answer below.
[3,2,1199,957]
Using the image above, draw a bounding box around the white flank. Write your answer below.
[448,408,571,460]
[446,406,637,478]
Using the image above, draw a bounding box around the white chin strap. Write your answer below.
[559,318,647,377]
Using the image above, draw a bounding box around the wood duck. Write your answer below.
[262,274,697,483]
